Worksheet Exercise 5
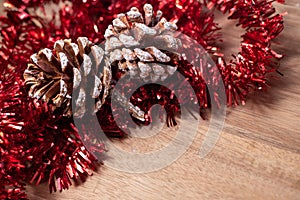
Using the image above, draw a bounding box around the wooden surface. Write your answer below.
[23,1,300,200]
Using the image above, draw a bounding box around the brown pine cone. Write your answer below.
[104,3,181,82]
[23,37,111,118]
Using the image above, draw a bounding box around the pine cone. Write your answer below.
[104,3,181,82]
[23,37,111,118]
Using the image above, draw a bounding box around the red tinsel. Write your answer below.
[205,0,285,105]
[0,63,102,198]
[0,0,284,199]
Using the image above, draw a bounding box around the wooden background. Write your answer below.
[5,1,299,199]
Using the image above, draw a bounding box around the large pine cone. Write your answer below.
[23,37,111,118]
[104,3,181,82]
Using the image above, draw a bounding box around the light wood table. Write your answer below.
[23,1,300,199]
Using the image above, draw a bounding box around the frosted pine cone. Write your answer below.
[104,3,181,82]
[23,37,111,118]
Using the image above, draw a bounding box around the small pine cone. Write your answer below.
[104,3,181,82]
[23,37,111,118]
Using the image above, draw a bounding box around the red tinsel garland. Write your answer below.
[0,0,284,199]
[206,0,285,105]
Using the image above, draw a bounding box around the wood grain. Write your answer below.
[23,2,300,200]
